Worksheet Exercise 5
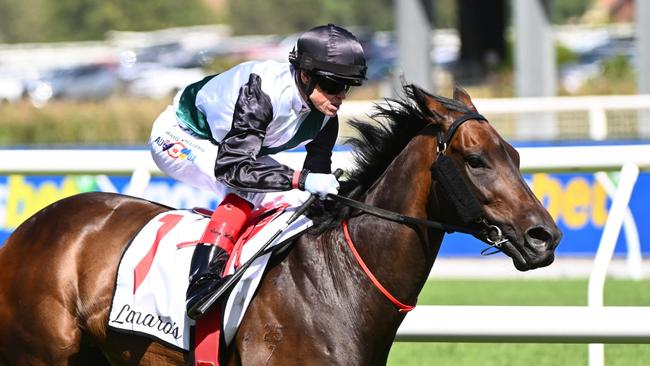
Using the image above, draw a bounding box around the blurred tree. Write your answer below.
[0,0,51,42]
[432,0,457,28]
[228,0,393,35]
[0,0,597,44]
[47,0,215,41]
[228,0,323,35]
[0,0,215,43]
[552,0,594,24]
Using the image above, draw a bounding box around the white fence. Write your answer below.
[396,305,650,343]
[2,144,650,174]
[338,94,650,141]
[1,144,649,366]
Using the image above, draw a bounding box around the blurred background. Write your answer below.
[3,0,649,251]
[1,1,650,364]
[0,0,646,145]
[1,2,649,261]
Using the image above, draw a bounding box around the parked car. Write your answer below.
[123,64,205,99]
[27,63,119,105]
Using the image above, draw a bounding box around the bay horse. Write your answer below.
[0,85,561,365]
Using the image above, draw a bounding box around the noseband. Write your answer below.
[328,112,509,255]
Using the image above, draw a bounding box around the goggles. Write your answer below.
[316,76,352,95]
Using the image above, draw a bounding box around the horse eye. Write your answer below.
[465,155,485,169]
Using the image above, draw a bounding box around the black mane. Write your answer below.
[309,84,471,232]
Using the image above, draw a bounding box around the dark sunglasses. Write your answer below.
[316,76,351,95]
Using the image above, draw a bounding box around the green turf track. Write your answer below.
[387,279,650,366]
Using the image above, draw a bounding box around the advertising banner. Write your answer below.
[0,172,647,257]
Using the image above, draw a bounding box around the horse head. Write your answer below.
[416,85,562,271]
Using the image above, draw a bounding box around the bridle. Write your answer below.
[320,111,512,312]
[327,112,510,255]
[433,111,510,254]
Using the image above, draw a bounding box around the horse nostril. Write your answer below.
[525,226,553,249]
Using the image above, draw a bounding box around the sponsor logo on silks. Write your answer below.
[153,136,167,149]
[154,137,196,163]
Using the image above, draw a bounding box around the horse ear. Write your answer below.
[453,86,478,112]
[411,85,447,117]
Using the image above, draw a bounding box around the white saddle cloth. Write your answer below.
[108,197,312,350]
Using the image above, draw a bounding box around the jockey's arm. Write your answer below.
[213,74,297,193]
[303,115,338,174]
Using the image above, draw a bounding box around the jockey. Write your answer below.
[148,24,367,320]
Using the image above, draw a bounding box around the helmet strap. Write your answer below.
[305,76,316,97]
[296,70,317,110]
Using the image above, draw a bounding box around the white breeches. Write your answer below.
[148,106,266,207]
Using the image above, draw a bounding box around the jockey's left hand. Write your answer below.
[304,173,339,199]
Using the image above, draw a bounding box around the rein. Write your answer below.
[328,193,480,235]
[328,193,506,254]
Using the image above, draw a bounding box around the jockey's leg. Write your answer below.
[186,193,253,320]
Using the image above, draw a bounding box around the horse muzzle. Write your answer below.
[488,223,562,271]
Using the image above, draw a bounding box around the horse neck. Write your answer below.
[348,133,443,308]
[366,134,435,218]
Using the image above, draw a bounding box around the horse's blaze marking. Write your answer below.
[133,213,183,293]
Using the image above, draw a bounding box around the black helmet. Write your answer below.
[289,24,367,86]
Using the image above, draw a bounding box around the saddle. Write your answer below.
[107,195,313,363]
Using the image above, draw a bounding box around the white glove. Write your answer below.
[304,173,340,199]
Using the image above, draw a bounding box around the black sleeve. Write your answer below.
[302,116,338,174]
[213,73,295,192]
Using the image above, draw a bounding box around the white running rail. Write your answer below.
[395,305,650,343]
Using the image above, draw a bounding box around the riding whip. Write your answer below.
[194,168,344,317]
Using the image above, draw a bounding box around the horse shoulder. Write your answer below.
[232,231,370,365]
